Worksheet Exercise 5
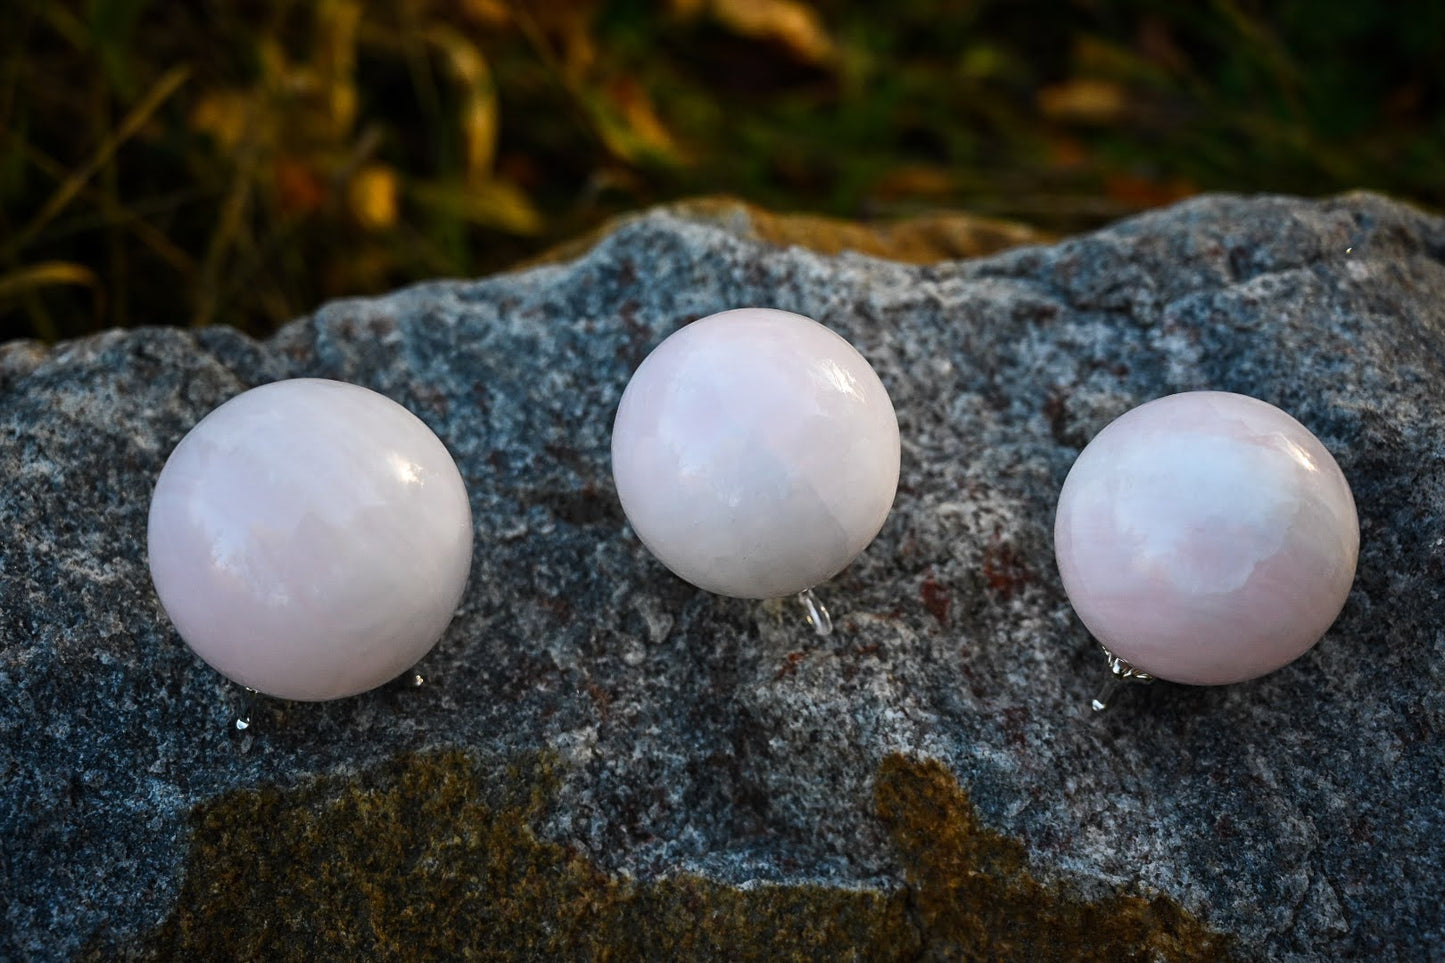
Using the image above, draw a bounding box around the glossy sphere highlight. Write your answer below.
[1054,391,1358,685]
[612,308,900,599]
[148,379,473,701]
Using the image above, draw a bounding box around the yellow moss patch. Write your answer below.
[877,754,1233,962]
[105,751,1231,960]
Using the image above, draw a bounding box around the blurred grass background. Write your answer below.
[2,0,1442,341]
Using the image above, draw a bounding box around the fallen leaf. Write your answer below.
[709,0,836,65]
[348,163,400,230]
[462,178,543,234]
[1038,78,1127,124]
[273,157,328,216]
[415,177,543,235]
[459,0,511,28]
[190,90,251,152]
[1045,134,1089,170]
[592,77,684,167]
[870,164,957,200]
[1103,172,1196,208]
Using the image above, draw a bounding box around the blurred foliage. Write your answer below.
[2,0,1442,340]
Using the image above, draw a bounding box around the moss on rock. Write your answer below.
[105,750,1228,961]
[876,754,1232,961]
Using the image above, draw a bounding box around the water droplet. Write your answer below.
[797,588,833,637]
[230,686,258,733]
[1091,675,1124,713]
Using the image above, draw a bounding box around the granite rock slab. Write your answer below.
[2,192,1443,960]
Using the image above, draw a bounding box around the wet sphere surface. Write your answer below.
[611,308,900,599]
[1054,391,1359,685]
[147,378,473,701]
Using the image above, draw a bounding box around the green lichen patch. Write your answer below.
[105,751,1229,961]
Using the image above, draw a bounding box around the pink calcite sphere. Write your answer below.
[611,308,900,599]
[147,379,473,701]
[1053,391,1359,685]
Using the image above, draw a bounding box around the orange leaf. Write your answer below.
[460,0,511,28]
[1046,135,1089,171]
[1103,172,1196,208]
[870,165,956,200]
[273,158,328,216]
[593,77,683,167]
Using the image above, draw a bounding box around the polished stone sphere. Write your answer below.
[1054,391,1359,685]
[611,308,900,599]
[147,379,473,700]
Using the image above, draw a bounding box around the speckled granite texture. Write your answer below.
[2,193,1442,960]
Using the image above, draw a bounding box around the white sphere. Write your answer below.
[611,308,900,599]
[147,379,473,701]
[1054,391,1359,685]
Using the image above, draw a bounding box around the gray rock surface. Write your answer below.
[3,192,1444,959]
